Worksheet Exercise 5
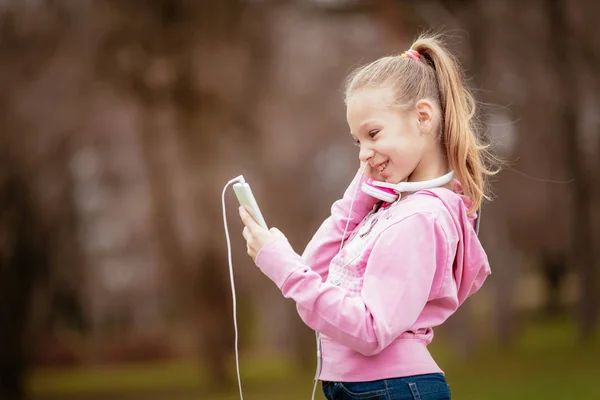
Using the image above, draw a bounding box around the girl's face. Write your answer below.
[347,87,434,184]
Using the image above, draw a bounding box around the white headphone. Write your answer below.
[361,171,455,202]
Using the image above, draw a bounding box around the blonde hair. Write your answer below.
[344,33,497,214]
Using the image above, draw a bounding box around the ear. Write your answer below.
[415,99,435,135]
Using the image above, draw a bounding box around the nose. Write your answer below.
[358,144,374,163]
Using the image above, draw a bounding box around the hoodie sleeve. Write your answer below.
[300,169,378,281]
[255,212,447,356]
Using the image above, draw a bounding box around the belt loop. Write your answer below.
[409,382,421,400]
[383,379,391,400]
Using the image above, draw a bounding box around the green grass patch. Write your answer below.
[29,318,600,399]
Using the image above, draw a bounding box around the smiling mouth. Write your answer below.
[376,161,389,173]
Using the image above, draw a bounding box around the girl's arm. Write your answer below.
[301,169,378,282]
[255,212,450,356]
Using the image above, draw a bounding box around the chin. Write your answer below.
[381,174,394,183]
[383,173,404,184]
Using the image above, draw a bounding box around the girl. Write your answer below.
[239,33,494,400]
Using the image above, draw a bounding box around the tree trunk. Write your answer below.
[547,0,597,341]
[0,159,48,400]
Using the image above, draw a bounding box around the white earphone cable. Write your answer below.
[222,179,244,400]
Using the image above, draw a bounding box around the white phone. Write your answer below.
[233,181,268,230]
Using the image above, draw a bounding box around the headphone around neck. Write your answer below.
[361,171,455,203]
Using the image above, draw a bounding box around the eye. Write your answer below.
[353,138,360,147]
[368,129,380,139]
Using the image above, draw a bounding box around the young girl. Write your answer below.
[239,33,494,400]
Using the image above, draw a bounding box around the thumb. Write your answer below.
[269,227,285,238]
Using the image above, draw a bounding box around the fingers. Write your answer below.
[242,226,255,258]
[360,161,375,179]
[366,165,383,181]
[239,206,260,233]
[239,209,285,261]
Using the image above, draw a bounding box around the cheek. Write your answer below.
[390,138,418,160]
[388,139,424,170]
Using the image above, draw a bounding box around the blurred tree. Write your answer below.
[0,153,49,399]
[196,248,234,386]
[547,0,598,341]
[93,0,273,385]
[0,1,88,396]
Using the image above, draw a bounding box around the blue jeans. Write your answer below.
[321,373,450,400]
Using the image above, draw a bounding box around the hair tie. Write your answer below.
[400,49,420,61]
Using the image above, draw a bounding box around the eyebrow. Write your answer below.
[350,119,381,137]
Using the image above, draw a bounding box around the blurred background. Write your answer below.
[0,0,599,399]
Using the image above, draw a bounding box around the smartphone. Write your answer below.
[233,181,268,229]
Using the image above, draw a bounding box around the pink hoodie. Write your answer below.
[255,170,491,382]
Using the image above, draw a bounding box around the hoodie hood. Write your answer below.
[422,187,492,306]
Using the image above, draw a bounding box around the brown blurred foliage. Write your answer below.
[0,0,599,398]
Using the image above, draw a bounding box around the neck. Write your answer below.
[408,146,450,187]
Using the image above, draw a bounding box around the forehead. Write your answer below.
[346,87,396,119]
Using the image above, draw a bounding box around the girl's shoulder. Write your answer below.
[379,189,462,239]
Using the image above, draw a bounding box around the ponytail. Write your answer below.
[412,34,496,213]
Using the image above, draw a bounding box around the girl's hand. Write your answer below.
[239,206,286,261]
